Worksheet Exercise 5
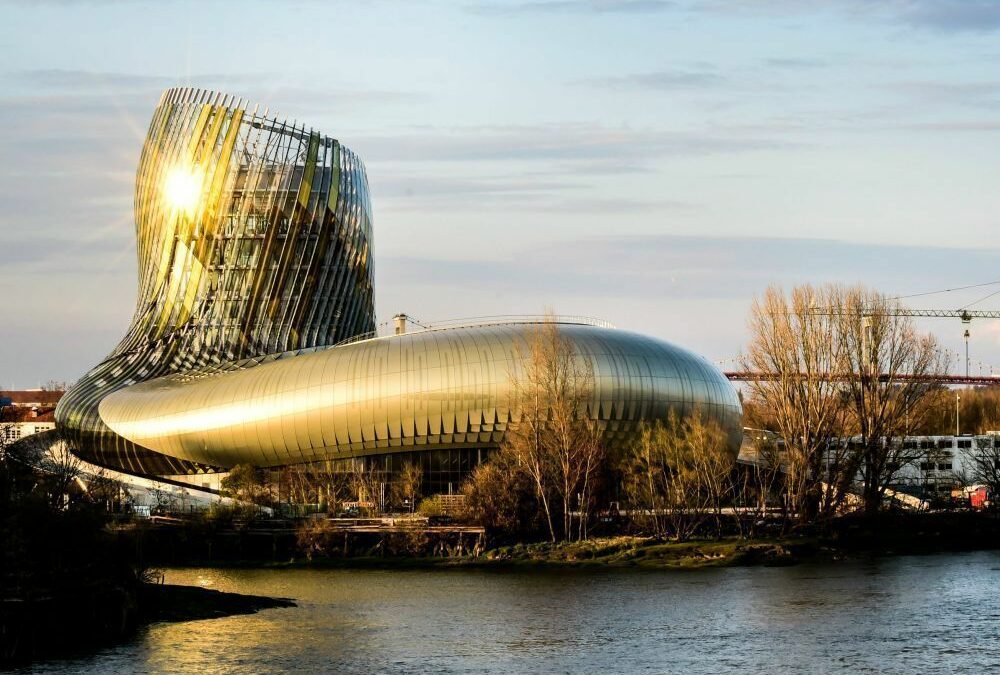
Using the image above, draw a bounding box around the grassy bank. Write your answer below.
[206,535,818,571]
[474,536,812,568]
[173,511,1000,571]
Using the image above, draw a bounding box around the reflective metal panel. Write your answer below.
[56,88,375,474]
[97,323,742,468]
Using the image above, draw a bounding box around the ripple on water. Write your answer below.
[15,552,1000,675]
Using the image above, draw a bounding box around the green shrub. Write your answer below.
[417,495,445,517]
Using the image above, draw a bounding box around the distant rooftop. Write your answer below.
[0,406,56,423]
[0,390,64,406]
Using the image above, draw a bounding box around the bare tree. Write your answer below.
[281,465,322,510]
[349,460,386,515]
[732,435,784,539]
[504,323,558,541]
[621,420,674,539]
[86,469,124,513]
[743,284,951,520]
[620,411,734,541]
[32,435,84,509]
[688,411,738,537]
[461,448,539,533]
[837,287,950,515]
[741,285,849,522]
[392,461,423,513]
[504,319,605,542]
[961,436,1000,506]
[220,463,271,507]
[304,459,354,513]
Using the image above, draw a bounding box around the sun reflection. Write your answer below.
[164,165,204,216]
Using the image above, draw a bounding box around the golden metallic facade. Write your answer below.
[57,88,742,476]
[97,322,742,468]
[56,88,375,474]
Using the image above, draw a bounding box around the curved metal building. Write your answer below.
[97,322,742,469]
[56,88,375,474]
[56,88,742,478]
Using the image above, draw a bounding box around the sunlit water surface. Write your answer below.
[20,552,1000,674]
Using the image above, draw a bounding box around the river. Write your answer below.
[19,552,1000,674]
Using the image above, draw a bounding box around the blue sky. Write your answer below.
[2,0,1000,387]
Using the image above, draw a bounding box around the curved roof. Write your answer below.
[99,323,742,468]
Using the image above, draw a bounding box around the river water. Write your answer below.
[21,552,1000,674]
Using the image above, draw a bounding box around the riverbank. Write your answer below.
[0,583,295,668]
[249,535,814,570]
[463,511,1000,569]
[50,551,999,674]
[140,582,296,623]
[8,512,999,667]
[172,511,1000,571]
[474,536,811,568]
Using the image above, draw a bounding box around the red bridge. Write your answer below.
[724,372,1000,386]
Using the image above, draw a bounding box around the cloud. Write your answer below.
[1,70,422,117]
[902,120,1000,132]
[763,57,829,69]
[380,235,1000,302]
[0,231,133,273]
[0,74,423,246]
[354,123,787,165]
[367,166,699,214]
[354,124,784,215]
[375,174,587,198]
[469,0,673,15]
[895,0,1000,33]
[702,0,1000,33]
[12,69,175,91]
[888,80,1000,110]
[583,68,726,90]
[369,164,699,214]
[0,0,135,4]
[0,89,150,208]
[373,234,1000,366]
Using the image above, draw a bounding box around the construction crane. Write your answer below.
[808,308,1000,321]
[800,306,1000,380]
[880,309,1000,322]
[861,309,996,379]
[724,306,1000,384]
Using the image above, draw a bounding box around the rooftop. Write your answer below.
[0,390,64,406]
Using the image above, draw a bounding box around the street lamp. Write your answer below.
[963,329,970,379]
[955,392,961,437]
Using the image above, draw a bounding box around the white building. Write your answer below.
[1,420,57,446]
[744,428,996,501]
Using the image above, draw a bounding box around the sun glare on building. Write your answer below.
[163,165,204,216]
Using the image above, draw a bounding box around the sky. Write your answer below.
[2,0,1000,387]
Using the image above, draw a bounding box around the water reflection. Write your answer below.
[19,552,1000,675]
